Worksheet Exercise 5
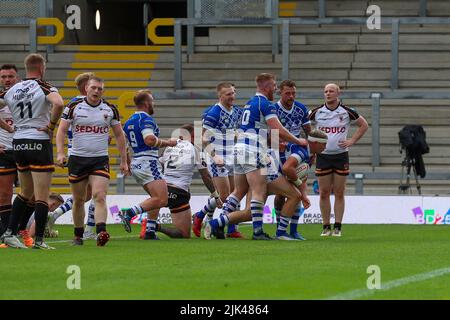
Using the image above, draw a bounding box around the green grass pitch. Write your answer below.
[1,224,449,300]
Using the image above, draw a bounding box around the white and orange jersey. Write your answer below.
[308,103,359,155]
[0,78,58,140]
[0,105,13,150]
[160,139,206,192]
[61,98,120,157]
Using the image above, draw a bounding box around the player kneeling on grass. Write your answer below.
[205,129,327,240]
[148,124,222,238]
[119,90,178,240]
[27,193,64,239]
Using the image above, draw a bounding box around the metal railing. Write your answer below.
[174,16,450,92]
[0,17,37,52]
[292,0,429,18]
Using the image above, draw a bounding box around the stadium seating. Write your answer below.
[1,0,449,195]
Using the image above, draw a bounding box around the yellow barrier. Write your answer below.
[117,91,137,120]
[147,18,175,45]
[37,17,64,44]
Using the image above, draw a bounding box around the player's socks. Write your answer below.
[226,203,239,234]
[211,214,229,229]
[222,194,240,215]
[275,208,281,226]
[0,205,11,236]
[129,205,144,217]
[17,200,35,232]
[276,215,291,236]
[146,219,157,235]
[8,195,29,234]
[52,197,74,221]
[250,200,264,235]
[289,205,302,235]
[74,227,84,238]
[34,201,49,239]
[96,222,107,234]
[86,200,96,231]
[196,197,217,220]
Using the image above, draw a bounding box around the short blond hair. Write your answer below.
[216,82,234,93]
[324,83,341,93]
[255,73,275,88]
[24,53,45,73]
[75,72,95,92]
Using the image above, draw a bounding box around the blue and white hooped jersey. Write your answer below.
[202,103,242,162]
[275,100,310,164]
[123,111,160,159]
[275,100,310,138]
[236,93,277,153]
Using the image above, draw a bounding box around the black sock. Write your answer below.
[323,224,331,230]
[0,205,12,236]
[74,227,84,238]
[96,223,106,234]
[8,195,29,235]
[334,223,342,230]
[18,201,35,231]
[34,201,49,239]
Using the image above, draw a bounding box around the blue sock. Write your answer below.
[227,223,236,234]
[52,197,74,220]
[275,208,281,227]
[196,197,217,220]
[131,205,144,216]
[218,214,229,227]
[251,200,264,234]
[223,195,240,234]
[277,215,290,236]
[290,205,302,235]
[146,219,157,234]
[87,200,96,227]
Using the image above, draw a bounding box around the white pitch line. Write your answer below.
[325,266,450,300]
[46,235,137,244]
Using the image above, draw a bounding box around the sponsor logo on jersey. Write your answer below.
[74,124,109,134]
[319,127,346,134]
[13,142,43,151]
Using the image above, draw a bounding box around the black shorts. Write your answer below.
[167,185,191,213]
[315,152,350,176]
[13,139,54,172]
[68,155,110,183]
[0,150,17,176]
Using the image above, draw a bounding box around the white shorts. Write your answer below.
[233,147,268,175]
[130,157,163,186]
[208,162,234,178]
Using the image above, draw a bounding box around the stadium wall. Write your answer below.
[53,195,450,225]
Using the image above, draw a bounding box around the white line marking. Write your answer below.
[46,235,137,244]
[326,266,450,300]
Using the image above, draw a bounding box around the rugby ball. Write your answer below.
[296,162,309,182]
